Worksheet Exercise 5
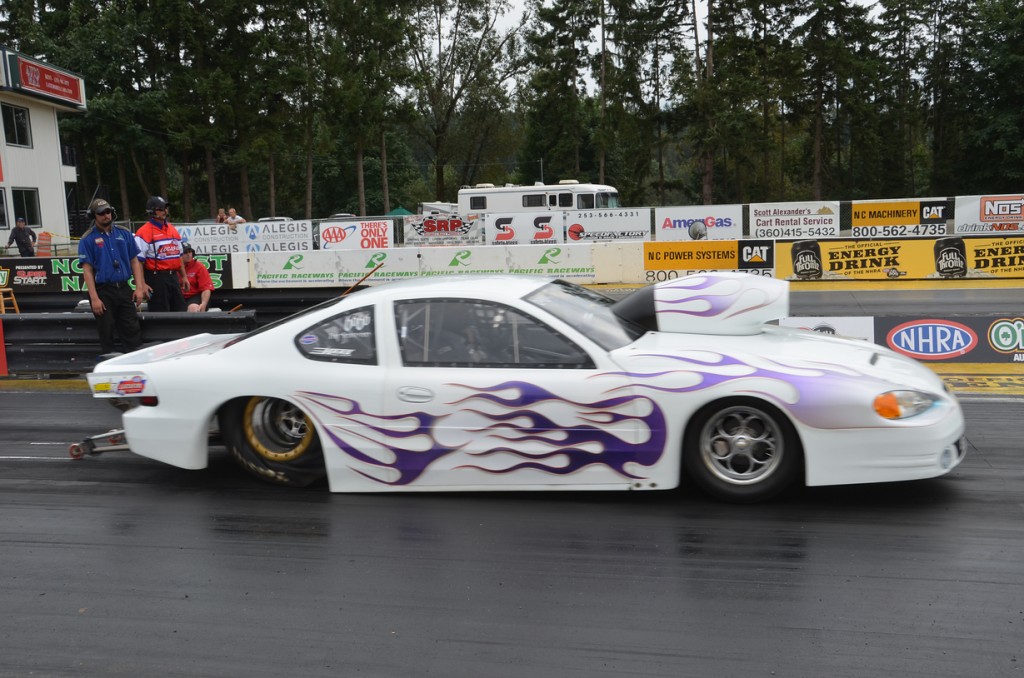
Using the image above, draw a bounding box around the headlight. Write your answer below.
[873,390,938,419]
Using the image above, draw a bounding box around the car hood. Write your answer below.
[613,324,947,396]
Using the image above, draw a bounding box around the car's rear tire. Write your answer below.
[220,396,326,487]
[683,397,801,503]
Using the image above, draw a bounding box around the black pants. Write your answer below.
[94,282,142,354]
[145,269,186,312]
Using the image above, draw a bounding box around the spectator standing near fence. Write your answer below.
[78,199,149,355]
[180,244,215,312]
[134,196,189,311]
[6,217,37,256]
[225,207,245,232]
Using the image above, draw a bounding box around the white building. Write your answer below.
[0,46,85,249]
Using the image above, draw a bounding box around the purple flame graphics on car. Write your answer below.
[655,274,784,319]
[295,381,667,486]
[608,351,910,430]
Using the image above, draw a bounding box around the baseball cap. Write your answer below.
[182,244,196,256]
[16,216,26,223]
[89,198,113,215]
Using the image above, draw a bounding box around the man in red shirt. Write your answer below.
[134,196,190,311]
[180,244,216,312]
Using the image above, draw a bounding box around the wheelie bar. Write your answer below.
[69,429,130,459]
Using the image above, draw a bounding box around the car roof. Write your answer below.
[352,274,553,302]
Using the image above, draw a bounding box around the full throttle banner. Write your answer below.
[776,236,1024,281]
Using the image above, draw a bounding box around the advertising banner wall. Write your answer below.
[0,255,234,294]
[250,249,420,287]
[403,215,483,247]
[418,246,509,276]
[640,240,775,284]
[315,220,392,250]
[777,236,1024,281]
[955,195,1024,235]
[241,220,314,252]
[177,223,244,254]
[849,199,949,238]
[564,208,652,242]
[749,201,840,239]
[483,213,564,246]
[506,244,595,280]
[654,205,743,241]
[875,315,1024,363]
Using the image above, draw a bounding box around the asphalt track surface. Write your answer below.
[1,282,1022,677]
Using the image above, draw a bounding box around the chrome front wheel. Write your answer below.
[684,398,801,502]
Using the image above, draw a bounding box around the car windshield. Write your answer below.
[524,280,645,351]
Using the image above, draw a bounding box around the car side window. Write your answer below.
[395,299,594,369]
[296,306,376,364]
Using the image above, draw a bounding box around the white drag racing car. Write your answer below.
[86,273,966,502]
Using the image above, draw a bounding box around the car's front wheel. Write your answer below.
[220,396,326,487]
[683,398,801,502]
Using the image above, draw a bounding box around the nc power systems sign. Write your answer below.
[654,205,742,241]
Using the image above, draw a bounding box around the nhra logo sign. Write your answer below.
[886,319,978,360]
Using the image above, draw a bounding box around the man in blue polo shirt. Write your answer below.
[78,199,151,355]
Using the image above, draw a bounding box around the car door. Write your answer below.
[381,297,658,489]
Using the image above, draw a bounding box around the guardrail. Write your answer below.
[0,310,258,376]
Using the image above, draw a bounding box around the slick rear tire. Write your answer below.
[220,396,326,487]
[683,397,801,503]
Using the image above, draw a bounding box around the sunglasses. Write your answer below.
[95,209,112,216]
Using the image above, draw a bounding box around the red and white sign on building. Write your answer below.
[14,55,86,108]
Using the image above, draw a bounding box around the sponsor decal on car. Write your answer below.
[116,376,147,395]
[886,319,978,360]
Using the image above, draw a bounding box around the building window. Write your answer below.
[1,103,32,147]
[0,188,7,229]
[470,196,486,210]
[12,189,41,226]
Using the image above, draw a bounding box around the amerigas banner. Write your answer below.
[654,205,743,241]
[484,213,564,246]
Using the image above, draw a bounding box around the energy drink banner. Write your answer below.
[654,205,743,241]
[955,195,1024,235]
[777,237,1024,280]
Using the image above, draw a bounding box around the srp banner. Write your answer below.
[403,214,483,247]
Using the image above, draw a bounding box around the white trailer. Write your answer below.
[458,180,620,216]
